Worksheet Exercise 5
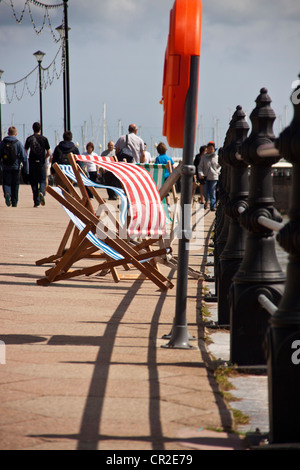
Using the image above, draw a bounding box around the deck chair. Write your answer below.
[75,155,202,280]
[74,154,201,280]
[75,154,167,239]
[37,154,173,289]
[57,163,128,227]
[36,155,127,268]
[37,186,173,290]
[137,161,179,204]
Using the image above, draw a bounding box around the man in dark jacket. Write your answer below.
[51,131,79,186]
[0,126,28,207]
[25,122,51,207]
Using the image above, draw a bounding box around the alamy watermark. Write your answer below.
[291,79,300,105]
[291,340,300,365]
[95,201,205,251]
[0,341,6,365]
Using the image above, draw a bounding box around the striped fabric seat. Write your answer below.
[91,155,116,163]
[137,163,168,190]
[137,162,175,222]
[58,164,128,227]
[74,155,166,238]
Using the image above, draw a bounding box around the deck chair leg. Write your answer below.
[38,224,92,285]
[36,218,75,266]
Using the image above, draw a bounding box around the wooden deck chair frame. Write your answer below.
[78,156,202,281]
[36,156,111,259]
[37,185,173,290]
[36,154,132,282]
[57,155,166,262]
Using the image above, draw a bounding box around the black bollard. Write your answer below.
[217,106,249,327]
[229,88,286,367]
[266,76,300,444]
[214,151,231,286]
[203,146,226,304]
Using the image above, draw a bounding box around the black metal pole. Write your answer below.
[38,61,43,135]
[0,71,3,141]
[64,0,71,131]
[163,55,199,349]
[0,102,2,141]
[62,42,67,133]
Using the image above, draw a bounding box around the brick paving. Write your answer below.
[0,185,246,450]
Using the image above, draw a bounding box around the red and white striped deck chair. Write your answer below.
[75,154,167,240]
[76,155,202,281]
[75,154,194,279]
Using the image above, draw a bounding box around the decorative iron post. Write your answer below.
[214,147,230,289]
[267,76,300,444]
[230,88,286,366]
[217,106,249,326]
[211,131,232,302]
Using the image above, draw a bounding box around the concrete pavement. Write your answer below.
[0,185,248,451]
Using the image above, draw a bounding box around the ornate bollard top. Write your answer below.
[223,105,249,167]
[241,88,280,167]
[275,74,300,165]
[276,73,300,250]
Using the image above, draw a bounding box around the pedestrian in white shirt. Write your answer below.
[84,141,99,198]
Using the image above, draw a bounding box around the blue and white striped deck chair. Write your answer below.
[36,161,128,267]
[37,187,173,289]
[58,164,128,227]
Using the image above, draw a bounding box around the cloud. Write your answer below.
[203,0,300,26]
[68,0,174,42]
[1,0,299,151]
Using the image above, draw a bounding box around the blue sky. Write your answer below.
[0,0,299,157]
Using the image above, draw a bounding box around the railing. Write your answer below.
[210,77,300,445]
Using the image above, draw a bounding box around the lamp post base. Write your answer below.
[161,324,197,350]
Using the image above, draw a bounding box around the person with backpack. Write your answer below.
[25,122,51,207]
[115,124,145,163]
[0,126,28,207]
[51,131,80,187]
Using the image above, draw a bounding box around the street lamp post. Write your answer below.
[33,50,45,135]
[56,24,67,132]
[56,24,71,132]
[0,69,4,141]
[56,0,71,132]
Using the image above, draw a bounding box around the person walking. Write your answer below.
[83,141,99,199]
[143,143,152,163]
[25,122,51,207]
[101,141,115,159]
[198,141,220,211]
[155,142,175,213]
[101,141,119,200]
[0,126,28,207]
[193,144,207,204]
[115,124,145,163]
[51,131,80,187]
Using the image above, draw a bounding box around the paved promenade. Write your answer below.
[1,185,248,451]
